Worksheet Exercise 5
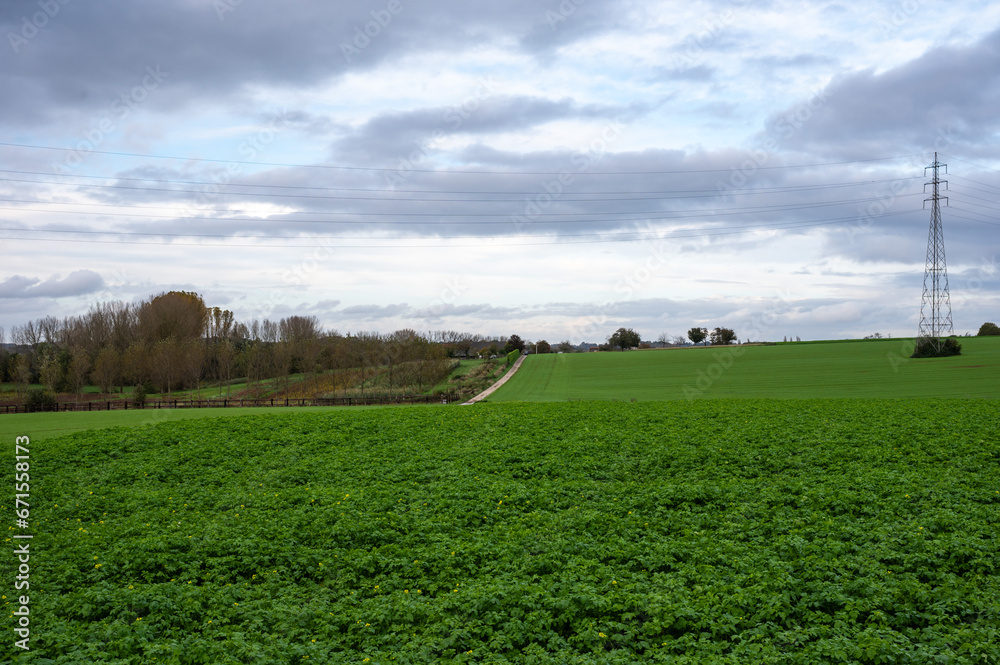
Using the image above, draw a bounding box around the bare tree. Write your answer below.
[150,339,182,395]
[92,347,121,394]
[214,340,236,397]
[68,348,91,396]
[279,315,320,343]
[38,316,60,344]
[123,342,149,390]
[182,340,206,395]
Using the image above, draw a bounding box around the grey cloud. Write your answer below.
[765,27,1000,158]
[408,303,519,319]
[0,270,105,299]
[338,303,410,319]
[310,299,342,311]
[650,64,716,82]
[753,54,838,69]
[0,0,628,130]
[332,95,649,163]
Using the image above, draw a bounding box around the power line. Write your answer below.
[0,141,923,175]
[0,212,913,248]
[0,167,923,197]
[0,194,926,223]
[940,154,1000,174]
[0,175,922,204]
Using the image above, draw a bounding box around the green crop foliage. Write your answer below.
[3,400,999,663]
[491,337,1000,402]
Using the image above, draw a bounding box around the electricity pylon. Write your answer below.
[917,152,952,350]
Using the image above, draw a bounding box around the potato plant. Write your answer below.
[4,400,999,663]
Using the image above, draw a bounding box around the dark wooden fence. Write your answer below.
[1,394,457,414]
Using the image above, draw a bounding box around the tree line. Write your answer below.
[0,291,504,398]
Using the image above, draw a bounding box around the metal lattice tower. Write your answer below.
[917,152,952,345]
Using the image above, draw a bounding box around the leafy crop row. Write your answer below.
[4,400,999,663]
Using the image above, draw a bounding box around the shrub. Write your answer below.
[133,384,147,408]
[506,349,521,367]
[24,388,57,412]
[911,337,962,358]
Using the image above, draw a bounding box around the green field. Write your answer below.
[4,401,999,663]
[0,406,347,444]
[488,337,1000,402]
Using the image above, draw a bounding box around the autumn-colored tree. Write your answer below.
[138,291,208,345]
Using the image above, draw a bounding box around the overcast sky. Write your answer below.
[2,0,999,343]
